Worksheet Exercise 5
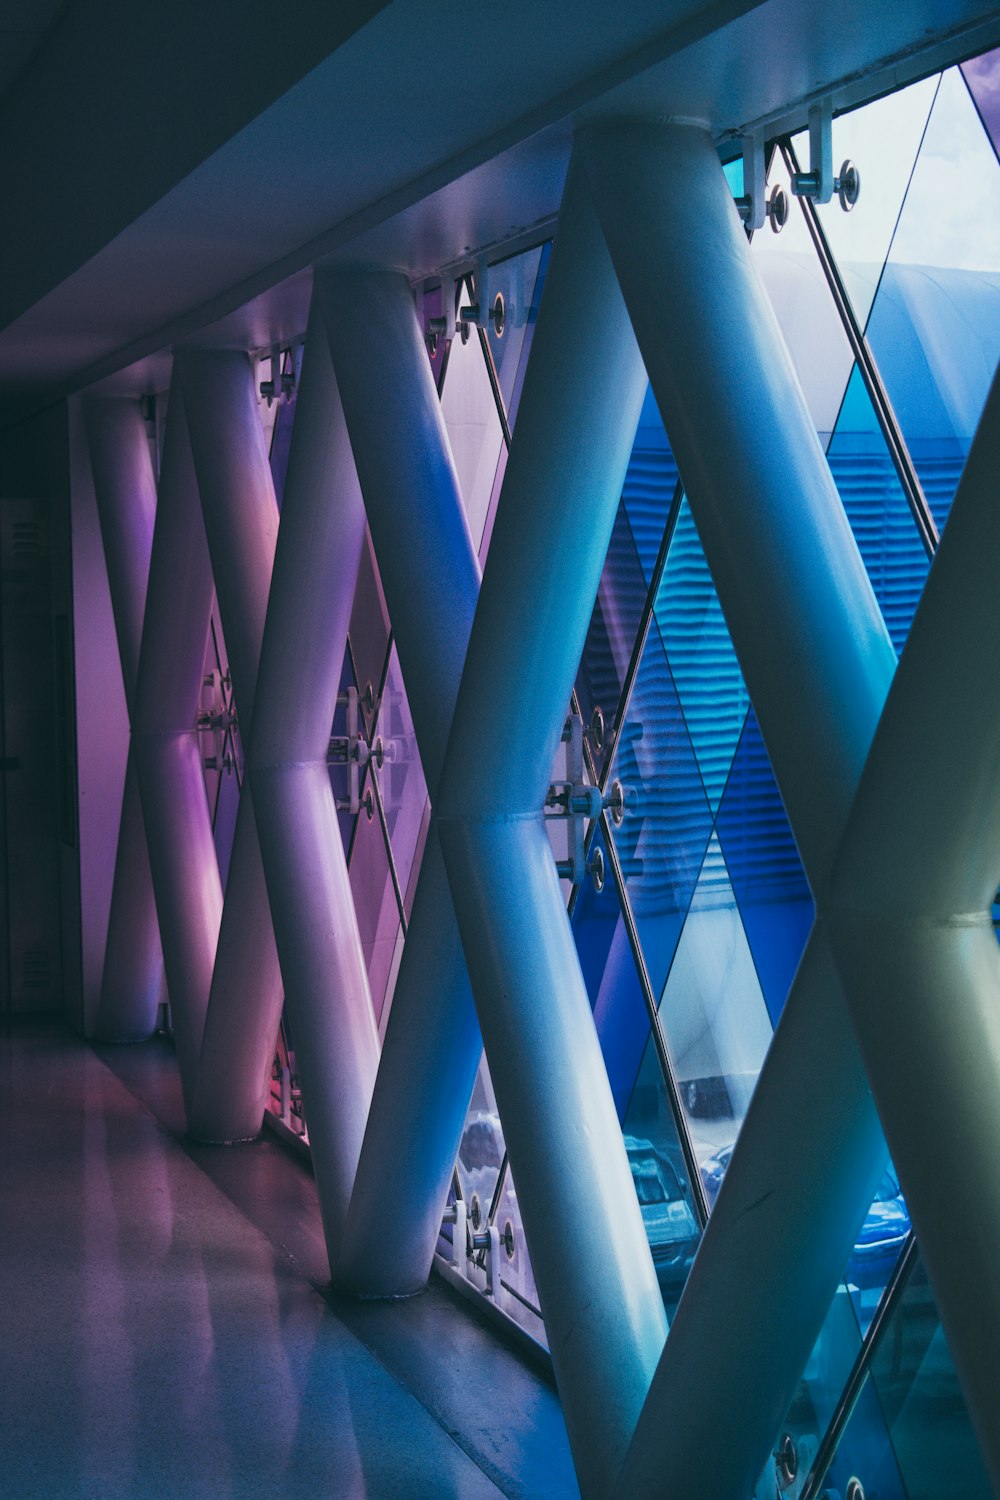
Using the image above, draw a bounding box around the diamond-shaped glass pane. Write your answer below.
[372,644,428,920]
[347,528,391,741]
[656,836,773,1166]
[576,498,649,787]
[485,243,550,431]
[827,364,930,653]
[621,383,678,587]
[753,146,854,447]
[654,497,748,815]
[715,709,812,1025]
[456,1056,504,1238]
[865,66,1000,530]
[348,778,402,1027]
[572,824,652,1119]
[441,289,506,553]
[607,615,713,1000]
[802,75,937,332]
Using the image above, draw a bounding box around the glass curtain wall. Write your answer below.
[253,50,1000,1492]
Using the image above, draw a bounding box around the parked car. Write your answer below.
[700,1146,910,1290]
[624,1135,700,1290]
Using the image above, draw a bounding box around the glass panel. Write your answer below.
[656,836,773,1168]
[827,363,930,653]
[654,497,748,815]
[440,283,506,553]
[347,528,391,741]
[621,383,678,588]
[800,75,938,331]
[455,1055,504,1236]
[865,66,1000,530]
[753,147,855,447]
[962,45,1000,159]
[268,387,297,509]
[572,824,651,1120]
[372,644,428,918]
[715,710,813,1025]
[329,644,359,856]
[606,611,713,1001]
[575,498,649,786]
[814,1253,991,1500]
[491,1165,547,1346]
[485,243,550,430]
[348,778,402,1027]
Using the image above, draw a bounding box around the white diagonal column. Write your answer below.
[434,151,663,1500]
[829,369,1000,1493]
[132,376,221,1108]
[177,349,283,1144]
[320,268,484,1295]
[248,288,380,1261]
[84,398,163,1041]
[577,122,899,1499]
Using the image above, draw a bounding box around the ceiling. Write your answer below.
[2,0,999,425]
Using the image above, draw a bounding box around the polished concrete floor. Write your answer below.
[0,1022,577,1499]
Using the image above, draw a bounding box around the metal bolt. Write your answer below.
[607,779,626,826]
[837,159,860,212]
[589,846,606,894]
[845,1480,865,1500]
[491,292,505,338]
[767,183,789,233]
[502,1219,515,1259]
[775,1433,798,1489]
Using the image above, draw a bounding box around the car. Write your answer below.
[624,1135,700,1290]
[700,1146,910,1291]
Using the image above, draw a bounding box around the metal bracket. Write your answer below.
[470,1223,502,1295]
[258,346,297,406]
[441,1200,467,1267]
[791,100,860,211]
[328,684,377,817]
[735,132,788,234]
[458,256,506,339]
[546,713,618,886]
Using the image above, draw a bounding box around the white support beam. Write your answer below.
[321,267,485,1295]
[248,288,380,1261]
[829,368,1000,1493]
[434,150,663,1500]
[176,349,283,1144]
[84,398,163,1041]
[131,376,221,1109]
[577,121,899,1498]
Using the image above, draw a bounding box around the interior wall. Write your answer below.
[0,401,75,1023]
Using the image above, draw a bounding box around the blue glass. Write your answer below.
[606,611,713,1001]
[827,364,930,654]
[825,1255,991,1500]
[654,497,748,814]
[329,644,359,856]
[575,498,649,785]
[865,66,1000,531]
[657,836,773,1145]
[620,383,678,586]
[455,1056,504,1242]
[572,825,651,1119]
[715,710,812,1025]
[440,282,506,553]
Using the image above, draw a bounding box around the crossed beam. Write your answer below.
[86,122,1000,1500]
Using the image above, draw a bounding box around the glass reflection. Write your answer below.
[823,1255,991,1500]
[865,66,1000,530]
[827,364,930,653]
[440,283,506,553]
[372,645,428,919]
[347,777,402,1027]
[753,147,854,446]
